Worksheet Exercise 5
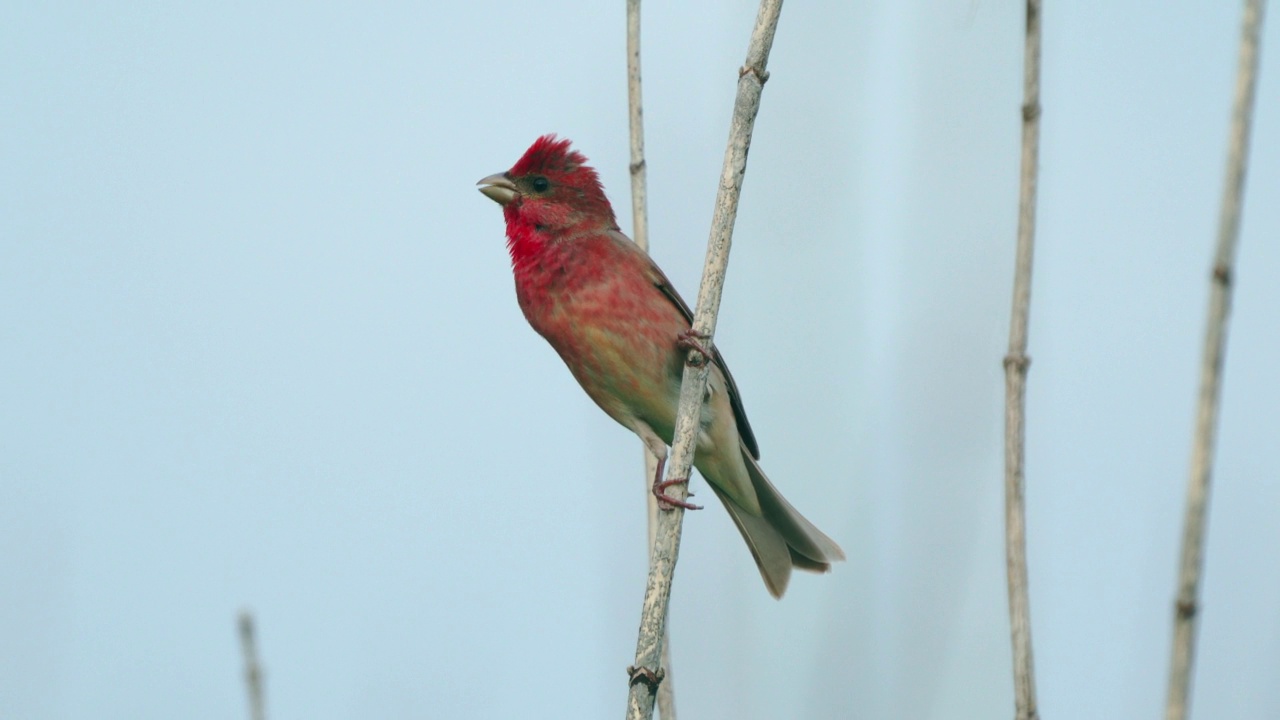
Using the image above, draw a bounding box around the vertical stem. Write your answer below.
[627,0,650,257]
[1004,2,1042,719]
[1166,2,1265,719]
[624,1,783,718]
[626,1,676,717]
[238,610,266,720]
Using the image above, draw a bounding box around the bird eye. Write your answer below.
[530,176,550,193]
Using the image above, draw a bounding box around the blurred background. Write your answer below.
[3,2,1278,718]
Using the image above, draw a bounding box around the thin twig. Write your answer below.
[1166,2,1266,718]
[627,0,650,257]
[623,1,783,718]
[1003,2,1042,719]
[238,610,266,720]
[625,1,676,717]
[643,452,677,720]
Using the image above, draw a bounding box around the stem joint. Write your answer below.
[1176,598,1198,620]
[739,64,770,85]
[1003,353,1032,373]
[627,665,666,691]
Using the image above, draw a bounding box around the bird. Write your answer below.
[477,135,843,597]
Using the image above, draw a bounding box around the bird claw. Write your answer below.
[653,476,703,511]
[649,455,703,511]
[676,329,712,367]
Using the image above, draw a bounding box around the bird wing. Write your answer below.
[607,230,761,460]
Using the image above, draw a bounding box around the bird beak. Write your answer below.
[477,173,518,206]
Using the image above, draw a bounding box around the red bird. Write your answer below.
[478,135,843,597]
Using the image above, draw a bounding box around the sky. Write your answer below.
[2,2,1278,719]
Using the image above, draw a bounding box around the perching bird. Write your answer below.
[478,135,843,597]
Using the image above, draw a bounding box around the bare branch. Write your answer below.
[624,1,784,718]
[627,0,650,256]
[1004,1,1042,719]
[238,610,266,720]
[1166,2,1266,718]
[626,2,676,717]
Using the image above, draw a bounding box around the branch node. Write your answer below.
[1176,598,1198,620]
[739,64,770,84]
[1021,101,1041,123]
[1003,353,1032,373]
[630,159,647,176]
[627,665,666,690]
[1212,263,1231,287]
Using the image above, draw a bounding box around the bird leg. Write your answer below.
[650,454,703,511]
[676,328,712,367]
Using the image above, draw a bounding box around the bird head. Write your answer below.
[478,135,617,244]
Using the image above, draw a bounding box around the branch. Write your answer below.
[1166,2,1266,718]
[627,0,650,257]
[624,1,783,718]
[625,1,676,717]
[238,610,266,720]
[1003,1,1042,719]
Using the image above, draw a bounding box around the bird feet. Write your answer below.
[654,476,702,511]
[651,455,703,511]
[676,329,711,367]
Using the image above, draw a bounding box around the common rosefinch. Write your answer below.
[478,135,843,597]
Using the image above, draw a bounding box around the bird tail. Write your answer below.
[708,449,845,598]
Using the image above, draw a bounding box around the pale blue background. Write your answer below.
[3,2,1278,718]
